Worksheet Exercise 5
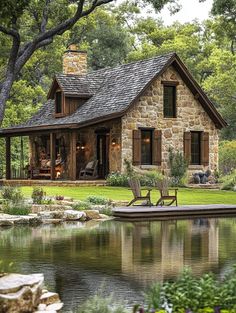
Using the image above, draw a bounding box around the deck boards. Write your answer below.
[113,204,236,220]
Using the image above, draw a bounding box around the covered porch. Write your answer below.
[0,119,121,181]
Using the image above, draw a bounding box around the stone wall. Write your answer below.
[121,65,219,175]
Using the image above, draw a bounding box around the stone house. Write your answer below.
[0,46,226,180]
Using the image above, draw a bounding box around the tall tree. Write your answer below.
[0,0,176,126]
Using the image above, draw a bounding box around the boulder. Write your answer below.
[85,210,101,220]
[32,204,72,214]
[0,273,44,313]
[99,213,112,219]
[46,302,64,311]
[13,217,30,225]
[0,220,14,227]
[63,210,86,221]
[28,216,43,226]
[40,292,60,305]
[37,211,60,220]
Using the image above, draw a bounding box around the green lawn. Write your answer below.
[20,186,236,205]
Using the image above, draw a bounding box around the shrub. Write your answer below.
[31,187,45,204]
[168,148,188,186]
[144,267,236,311]
[72,201,92,211]
[99,206,113,216]
[107,172,129,187]
[3,202,30,215]
[124,158,134,177]
[1,186,24,204]
[219,141,236,175]
[86,195,111,205]
[139,170,164,187]
[77,290,128,313]
[221,171,236,190]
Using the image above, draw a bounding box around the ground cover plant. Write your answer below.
[1,186,30,215]
[76,267,236,313]
[20,186,236,205]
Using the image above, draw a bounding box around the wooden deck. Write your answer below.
[113,204,236,220]
[0,179,106,187]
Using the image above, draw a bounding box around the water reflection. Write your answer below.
[1,217,236,311]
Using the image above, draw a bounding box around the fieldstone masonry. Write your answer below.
[121,65,219,175]
[63,44,87,76]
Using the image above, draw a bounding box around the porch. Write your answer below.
[0,119,121,181]
[0,179,106,187]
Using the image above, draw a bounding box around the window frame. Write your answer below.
[54,90,65,117]
[162,81,178,119]
[140,128,154,165]
[190,131,202,165]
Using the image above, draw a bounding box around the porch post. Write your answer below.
[69,130,77,180]
[5,137,11,179]
[50,132,56,180]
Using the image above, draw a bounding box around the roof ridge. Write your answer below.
[55,52,176,78]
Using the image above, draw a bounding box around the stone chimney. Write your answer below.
[63,44,87,75]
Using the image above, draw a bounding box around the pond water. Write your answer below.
[1,217,236,312]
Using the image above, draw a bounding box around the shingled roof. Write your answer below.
[0,52,227,135]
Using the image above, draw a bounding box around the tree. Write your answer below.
[0,0,117,125]
[0,0,176,126]
[211,0,236,55]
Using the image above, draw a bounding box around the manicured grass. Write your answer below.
[20,186,236,205]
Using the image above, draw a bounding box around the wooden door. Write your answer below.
[97,134,109,178]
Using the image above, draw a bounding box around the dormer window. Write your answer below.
[55,91,62,114]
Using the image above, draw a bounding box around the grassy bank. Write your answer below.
[20,186,236,205]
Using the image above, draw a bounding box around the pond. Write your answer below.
[1,217,236,312]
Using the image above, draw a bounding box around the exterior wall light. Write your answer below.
[111,138,117,146]
[77,141,85,150]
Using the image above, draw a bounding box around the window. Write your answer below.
[55,91,62,114]
[191,131,201,165]
[141,130,152,165]
[163,85,176,118]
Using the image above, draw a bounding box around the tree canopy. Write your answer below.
[0,0,236,144]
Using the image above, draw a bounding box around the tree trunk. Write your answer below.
[0,76,15,125]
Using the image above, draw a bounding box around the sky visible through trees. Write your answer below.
[0,0,235,173]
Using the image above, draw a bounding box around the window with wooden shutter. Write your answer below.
[152,130,162,165]
[141,130,152,165]
[191,132,201,165]
[201,132,209,166]
[133,130,141,165]
[184,132,191,162]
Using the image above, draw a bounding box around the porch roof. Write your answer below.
[0,52,227,136]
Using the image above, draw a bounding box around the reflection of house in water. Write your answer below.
[121,219,219,284]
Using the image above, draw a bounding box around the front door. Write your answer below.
[97,134,109,178]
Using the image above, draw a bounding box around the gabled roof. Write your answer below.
[0,52,227,135]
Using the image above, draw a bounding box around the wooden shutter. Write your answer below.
[152,130,162,165]
[132,130,141,165]
[184,132,191,162]
[201,132,209,166]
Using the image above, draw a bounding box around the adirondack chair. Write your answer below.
[79,160,98,179]
[156,178,178,206]
[128,177,152,206]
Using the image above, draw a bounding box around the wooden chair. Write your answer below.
[156,178,178,206]
[127,177,152,206]
[79,160,98,179]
